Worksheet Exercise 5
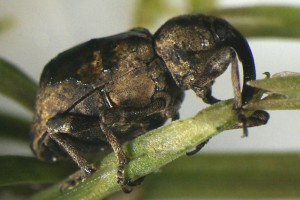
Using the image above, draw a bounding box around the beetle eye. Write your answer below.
[213,19,228,41]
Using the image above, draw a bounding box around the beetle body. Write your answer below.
[31,14,261,191]
[31,28,183,162]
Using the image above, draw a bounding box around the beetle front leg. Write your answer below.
[229,110,269,130]
[229,51,248,135]
[186,138,210,156]
[49,133,95,176]
[192,47,236,104]
[45,114,104,190]
[187,110,269,155]
[194,82,220,104]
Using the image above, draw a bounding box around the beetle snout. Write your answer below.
[227,28,256,104]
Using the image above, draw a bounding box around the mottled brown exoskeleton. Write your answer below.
[31,14,268,192]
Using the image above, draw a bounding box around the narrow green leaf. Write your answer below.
[134,3,300,39]
[140,153,300,199]
[208,6,300,38]
[0,58,37,112]
[0,156,76,186]
[4,154,300,199]
[0,112,31,142]
[248,73,300,98]
[30,100,241,200]
[247,98,300,110]
[0,185,42,199]
[246,73,300,110]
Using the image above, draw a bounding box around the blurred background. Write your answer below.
[1,0,300,155]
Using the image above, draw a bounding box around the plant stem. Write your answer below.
[30,99,238,200]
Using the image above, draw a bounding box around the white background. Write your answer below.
[0,0,300,155]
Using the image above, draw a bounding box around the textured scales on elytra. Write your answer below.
[31,14,268,193]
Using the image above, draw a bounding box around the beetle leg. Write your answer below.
[186,138,210,156]
[171,112,180,121]
[45,114,108,190]
[229,53,249,135]
[124,176,145,187]
[186,111,269,156]
[196,83,220,104]
[99,119,132,193]
[186,111,268,156]
[228,110,269,130]
[167,92,184,121]
[49,133,95,176]
[194,48,250,136]
[228,51,268,136]
[231,56,242,110]
[193,47,237,104]
[99,97,171,192]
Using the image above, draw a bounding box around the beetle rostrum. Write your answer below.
[31,14,268,192]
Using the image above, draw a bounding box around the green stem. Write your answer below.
[30,100,238,200]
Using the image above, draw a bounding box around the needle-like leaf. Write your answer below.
[0,58,37,112]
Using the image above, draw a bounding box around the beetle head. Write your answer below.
[154,15,255,104]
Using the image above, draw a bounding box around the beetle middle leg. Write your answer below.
[100,96,172,191]
[186,138,210,156]
[46,113,132,191]
[99,120,132,193]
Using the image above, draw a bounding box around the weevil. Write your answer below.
[31,14,268,192]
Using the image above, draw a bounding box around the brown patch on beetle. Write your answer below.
[77,51,103,83]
